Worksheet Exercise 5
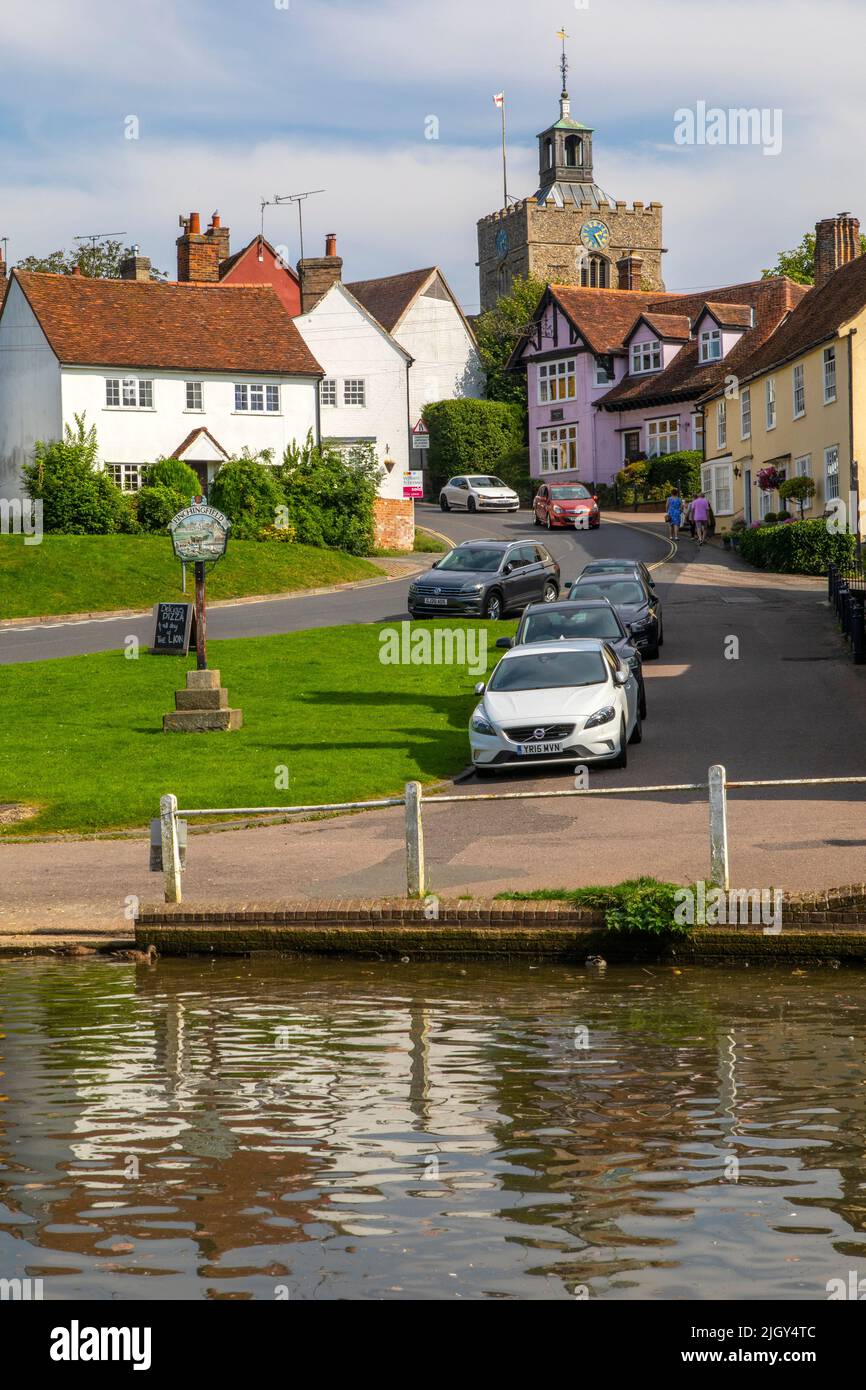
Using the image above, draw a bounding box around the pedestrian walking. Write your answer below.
[665,489,683,541]
[691,491,711,546]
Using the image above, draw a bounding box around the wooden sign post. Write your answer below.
[194,560,207,670]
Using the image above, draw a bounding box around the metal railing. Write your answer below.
[829,561,866,663]
[157,769,866,905]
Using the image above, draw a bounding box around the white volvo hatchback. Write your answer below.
[469,639,641,774]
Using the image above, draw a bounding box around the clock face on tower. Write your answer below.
[495,228,509,257]
[580,220,611,251]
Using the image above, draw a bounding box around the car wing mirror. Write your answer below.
[495,637,514,649]
[474,681,486,695]
[614,669,629,686]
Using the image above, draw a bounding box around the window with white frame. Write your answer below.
[105,463,145,493]
[825,444,840,501]
[701,460,734,515]
[539,425,578,472]
[793,363,806,418]
[631,340,661,374]
[700,328,722,362]
[740,386,751,439]
[343,378,366,406]
[766,377,776,429]
[794,454,813,511]
[824,346,837,403]
[593,355,614,387]
[717,400,727,450]
[538,359,576,402]
[645,418,679,457]
[320,378,337,407]
[185,381,203,411]
[234,382,280,412]
[692,412,704,452]
[759,487,775,518]
[105,377,153,409]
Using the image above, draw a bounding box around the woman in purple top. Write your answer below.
[691,492,711,546]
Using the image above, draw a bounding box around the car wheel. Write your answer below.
[657,622,664,648]
[610,717,628,768]
[542,581,558,603]
[639,684,647,721]
[644,635,660,660]
[439,494,450,511]
[483,590,503,621]
[629,706,643,744]
[545,513,553,529]
[533,509,541,526]
[468,496,477,513]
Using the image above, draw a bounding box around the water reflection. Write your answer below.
[1,957,866,1300]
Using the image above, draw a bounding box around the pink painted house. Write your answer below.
[510,278,808,507]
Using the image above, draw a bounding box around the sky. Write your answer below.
[1,0,865,312]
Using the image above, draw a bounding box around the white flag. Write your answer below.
[493,92,504,108]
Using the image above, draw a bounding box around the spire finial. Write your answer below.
[556,26,569,97]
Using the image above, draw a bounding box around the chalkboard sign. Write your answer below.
[151,602,194,655]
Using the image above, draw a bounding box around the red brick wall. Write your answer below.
[373,498,414,551]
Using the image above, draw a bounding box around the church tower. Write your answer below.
[477,36,665,310]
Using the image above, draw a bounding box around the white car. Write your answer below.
[469,638,641,774]
[439,475,520,513]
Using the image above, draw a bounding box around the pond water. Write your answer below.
[1,956,865,1301]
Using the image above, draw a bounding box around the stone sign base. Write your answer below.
[163,669,243,733]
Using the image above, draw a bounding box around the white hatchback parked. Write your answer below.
[469,638,641,774]
[439,475,520,513]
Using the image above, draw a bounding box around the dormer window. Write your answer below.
[700,328,722,362]
[631,340,661,374]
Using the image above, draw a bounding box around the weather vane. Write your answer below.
[556,26,569,95]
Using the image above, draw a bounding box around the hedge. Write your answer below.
[423,398,524,495]
[736,517,856,574]
[23,416,136,534]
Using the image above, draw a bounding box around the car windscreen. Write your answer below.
[436,547,503,573]
[572,579,646,605]
[583,561,636,573]
[489,650,607,691]
[521,609,620,642]
[467,476,506,488]
[549,486,591,500]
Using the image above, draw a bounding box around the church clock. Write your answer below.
[495,228,510,257]
[579,219,611,251]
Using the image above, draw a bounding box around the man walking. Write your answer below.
[665,489,683,541]
[691,491,711,546]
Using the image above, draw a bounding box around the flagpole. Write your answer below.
[501,94,508,207]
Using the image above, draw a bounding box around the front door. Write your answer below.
[743,468,752,524]
[188,461,209,496]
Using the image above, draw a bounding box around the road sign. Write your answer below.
[412,433,430,450]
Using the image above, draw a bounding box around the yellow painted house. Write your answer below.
[700,215,866,530]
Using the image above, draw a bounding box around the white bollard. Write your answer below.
[404,781,426,898]
[160,793,183,904]
[708,765,730,890]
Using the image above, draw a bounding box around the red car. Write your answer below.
[533,482,601,529]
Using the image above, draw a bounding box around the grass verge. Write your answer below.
[0,534,384,619]
[0,620,508,836]
[497,878,691,936]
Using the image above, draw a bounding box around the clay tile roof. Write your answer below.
[12,270,323,376]
[701,301,754,328]
[704,255,866,397]
[346,267,436,332]
[638,312,691,341]
[171,426,230,459]
[548,284,680,355]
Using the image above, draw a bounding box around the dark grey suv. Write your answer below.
[408,540,560,621]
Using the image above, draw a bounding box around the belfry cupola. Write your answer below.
[534,31,608,209]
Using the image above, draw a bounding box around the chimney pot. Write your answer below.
[326,233,337,257]
[211,212,221,229]
[189,211,201,235]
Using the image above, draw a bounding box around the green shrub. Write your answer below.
[424,398,524,495]
[136,484,186,533]
[775,509,792,522]
[497,877,691,938]
[495,445,533,505]
[737,517,855,574]
[646,450,703,496]
[278,434,379,556]
[779,473,816,517]
[144,455,201,500]
[763,511,778,525]
[731,517,747,532]
[209,450,285,540]
[23,415,132,534]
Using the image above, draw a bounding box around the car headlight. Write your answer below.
[627,654,640,670]
[630,614,652,631]
[552,505,563,514]
[470,707,495,736]
[461,582,484,593]
[584,705,616,730]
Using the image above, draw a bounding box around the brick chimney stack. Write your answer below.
[206,211,230,266]
[298,233,343,312]
[815,213,861,291]
[616,252,644,292]
[119,246,152,281]
[0,238,6,285]
[176,210,220,282]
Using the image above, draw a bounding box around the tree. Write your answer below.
[209,449,284,540]
[473,274,548,406]
[423,398,525,495]
[762,231,866,284]
[779,474,816,518]
[17,238,166,280]
[23,414,135,533]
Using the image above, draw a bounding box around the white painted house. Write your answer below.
[348,267,485,451]
[292,280,413,503]
[0,270,322,501]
